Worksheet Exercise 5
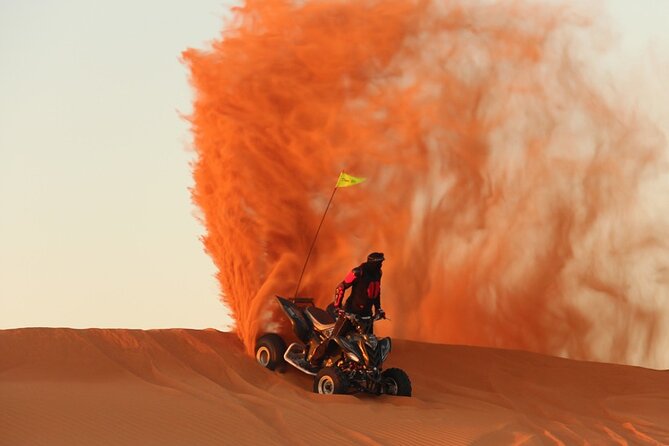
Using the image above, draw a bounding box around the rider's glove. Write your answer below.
[376,309,386,319]
[336,308,346,317]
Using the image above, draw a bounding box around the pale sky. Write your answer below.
[0,1,667,331]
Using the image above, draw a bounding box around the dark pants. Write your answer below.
[332,315,354,338]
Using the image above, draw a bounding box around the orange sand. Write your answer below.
[1,328,667,445]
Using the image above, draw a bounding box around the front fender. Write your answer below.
[379,337,391,362]
[333,336,364,364]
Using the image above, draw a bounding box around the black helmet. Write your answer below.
[366,252,385,263]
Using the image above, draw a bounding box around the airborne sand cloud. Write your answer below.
[183,0,669,368]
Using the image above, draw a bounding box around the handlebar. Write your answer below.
[339,312,387,322]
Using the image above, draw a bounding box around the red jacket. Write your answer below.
[333,262,381,316]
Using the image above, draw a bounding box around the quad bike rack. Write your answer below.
[286,297,314,305]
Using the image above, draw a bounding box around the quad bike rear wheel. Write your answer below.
[381,368,412,396]
[255,334,287,371]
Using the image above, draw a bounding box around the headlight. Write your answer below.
[346,352,361,363]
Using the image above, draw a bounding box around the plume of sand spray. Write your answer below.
[183,0,669,367]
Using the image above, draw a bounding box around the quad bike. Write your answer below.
[255,296,412,396]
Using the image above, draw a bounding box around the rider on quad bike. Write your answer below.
[255,250,411,396]
[309,252,386,366]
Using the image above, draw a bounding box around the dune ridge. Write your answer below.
[1,328,668,445]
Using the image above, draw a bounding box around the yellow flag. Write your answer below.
[336,172,366,188]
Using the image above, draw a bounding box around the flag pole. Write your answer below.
[293,174,341,298]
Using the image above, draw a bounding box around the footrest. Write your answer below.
[284,343,317,375]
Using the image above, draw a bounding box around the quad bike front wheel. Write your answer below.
[255,334,287,371]
[313,367,348,395]
[381,368,412,396]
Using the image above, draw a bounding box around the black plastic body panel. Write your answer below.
[276,296,313,343]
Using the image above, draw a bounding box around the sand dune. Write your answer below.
[1,328,667,445]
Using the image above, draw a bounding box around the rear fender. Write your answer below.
[276,296,312,343]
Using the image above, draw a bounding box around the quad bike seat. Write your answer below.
[304,306,335,331]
